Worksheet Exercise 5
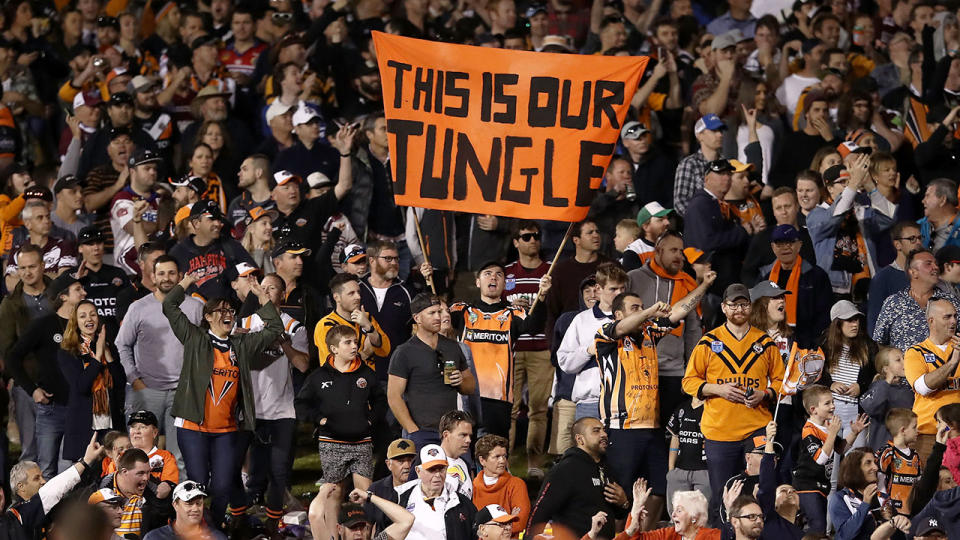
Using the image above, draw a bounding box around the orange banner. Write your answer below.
[373,32,647,221]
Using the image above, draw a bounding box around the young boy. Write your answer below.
[792,384,869,534]
[295,325,387,524]
[724,160,764,231]
[876,408,922,513]
[127,410,180,498]
[615,219,642,270]
[99,430,132,477]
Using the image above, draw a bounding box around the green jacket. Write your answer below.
[163,285,282,431]
[0,275,52,358]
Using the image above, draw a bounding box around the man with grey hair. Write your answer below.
[919,178,960,250]
[4,199,77,291]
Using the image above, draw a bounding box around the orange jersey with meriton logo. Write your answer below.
[904,338,960,434]
[682,325,784,442]
[177,343,239,433]
[449,302,527,402]
[877,443,921,513]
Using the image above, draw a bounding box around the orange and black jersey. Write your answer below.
[594,319,674,430]
[793,420,837,496]
[176,334,239,433]
[682,325,784,442]
[449,299,546,402]
[877,443,922,513]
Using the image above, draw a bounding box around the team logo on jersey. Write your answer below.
[505,277,515,291]
[752,343,763,354]
[924,353,937,364]
[711,340,724,353]
[53,333,62,343]
[296,218,307,227]
[496,310,511,324]
[112,277,124,287]
[468,311,478,324]
[356,377,367,389]
[623,339,633,352]
[321,381,333,389]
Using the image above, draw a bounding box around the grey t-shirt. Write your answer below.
[22,291,51,321]
[388,334,467,432]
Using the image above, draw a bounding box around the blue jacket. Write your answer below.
[757,259,832,349]
[683,189,749,290]
[828,488,877,540]
[918,213,960,250]
[806,189,896,292]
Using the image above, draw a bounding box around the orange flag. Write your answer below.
[372,32,647,221]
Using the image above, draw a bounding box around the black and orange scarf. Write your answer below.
[768,256,803,326]
[648,258,700,337]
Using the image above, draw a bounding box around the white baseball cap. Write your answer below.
[419,444,448,469]
[292,105,321,126]
[266,100,293,124]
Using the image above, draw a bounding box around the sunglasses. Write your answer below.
[180,481,206,493]
[272,12,293,22]
[517,232,540,242]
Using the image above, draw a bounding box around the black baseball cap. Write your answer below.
[53,175,85,193]
[190,34,219,50]
[127,410,158,427]
[23,186,53,203]
[272,240,311,259]
[476,260,505,276]
[107,126,133,141]
[338,504,370,527]
[129,149,163,168]
[78,226,105,245]
[722,283,750,303]
[410,293,440,315]
[189,199,224,221]
[47,271,80,301]
[108,92,134,106]
[707,159,735,174]
[169,174,207,194]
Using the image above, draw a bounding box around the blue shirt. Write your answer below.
[706,11,757,38]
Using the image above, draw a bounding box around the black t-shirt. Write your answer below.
[79,264,130,323]
[666,399,707,471]
[388,334,467,432]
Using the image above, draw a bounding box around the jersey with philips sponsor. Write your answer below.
[79,264,129,321]
[449,299,540,402]
[793,420,836,496]
[176,333,239,433]
[110,187,161,276]
[877,443,922,512]
[666,399,707,470]
[594,319,672,429]
[904,338,960,434]
[502,260,550,351]
[682,325,784,442]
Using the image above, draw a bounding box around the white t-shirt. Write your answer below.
[242,311,308,420]
[373,286,389,310]
[776,74,822,117]
[447,456,473,498]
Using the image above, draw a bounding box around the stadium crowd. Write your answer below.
[4,0,960,538]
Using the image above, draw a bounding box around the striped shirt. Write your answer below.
[503,260,549,351]
[113,476,143,536]
[595,319,670,430]
[831,345,860,404]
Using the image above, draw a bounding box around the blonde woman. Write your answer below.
[241,206,277,273]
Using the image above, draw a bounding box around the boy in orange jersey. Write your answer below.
[792,384,869,534]
[876,408,922,513]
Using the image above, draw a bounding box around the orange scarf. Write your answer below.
[81,340,113,417]
[648,258,700,337]
[768,256,803,326]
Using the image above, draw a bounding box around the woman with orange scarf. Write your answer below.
[58,300,126,462]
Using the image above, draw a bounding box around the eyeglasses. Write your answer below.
[725,302,751,311]
[379,255,400,263]
[897,235,922,242]
[734,513,763,522]
[211,308,234,316]
[518,232,540,242]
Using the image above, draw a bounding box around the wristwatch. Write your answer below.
[366,490,374,501]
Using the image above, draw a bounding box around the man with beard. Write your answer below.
[768,92,840,188]
[227,155,274,236]
[77,92,157,180]
[359,240,418,382]
[682,283,784,523]
[777,39,826,118]
[339,62,384,119]
[314,273,390,365]
[527,417,629,539]
[728,496,765,540]
[117,255,204,476]
[130,76,178,175]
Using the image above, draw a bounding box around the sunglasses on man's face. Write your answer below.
[517,232,540,242]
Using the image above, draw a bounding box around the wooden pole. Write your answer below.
[412,209,437,294]
[528,222,574,313]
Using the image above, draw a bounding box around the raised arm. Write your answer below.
[668,271,716,323]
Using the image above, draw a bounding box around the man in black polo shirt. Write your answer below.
[388,294,476,451]
[76,225,129,327]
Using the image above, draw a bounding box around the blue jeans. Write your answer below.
[35,402,69,480]
[574,400,600,420]
[12,386,36,462]
[177,428,240,524]
[799,491,827,534]
[248,418,296,517]
[704,437,748,526]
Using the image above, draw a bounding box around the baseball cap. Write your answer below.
[23,185,52,202]
[936,245,960,266]
[837,141,871,159]
[340,244,367,264]
[723,283,750,303]
[387,438,417,459]
[265,100,294,124]
[128,410,158,427]
[540,35,572,52]
[410,293,441,315]
[172,481,207,502]
[174,204,193,227]
[190,34,219,50]
[129,75,160,93]
[419,444,448,469]
[636,202,672,226]
[106,126,132,141]
[694,113,726,134]
[77,226,105,245]
[621,121,649,141]
[338,504,370,527]
[88,488,125,506]
[707,159,735,174]
[830,300,862,321]
[189,199,224,221]
[307,172,333,190]
[194,85,230,100]
[105,67,129,86]
[770,224,801,243]
[53,174,85,193]
[72,91,101,110]
[169,175,207,194]
[272,240,312,259]
[912,515,946,537]
[525,3,547,17]
[801,37,823,54]
[108,92,133,106]
[474,504,519,530]
[270,170,302,189]
[47,271,80,300]
[683,247,711,265]
[129,149,163,168]
[712,29,743,50]
[823,165,850,185]
[246,205,278,225]
[292,106,322,126]
[728,159,754,173]
[749,281,791,302]
[96,15,119,28]
[233,262,260,279]
[743,431,781,454]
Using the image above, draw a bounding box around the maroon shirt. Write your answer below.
[503,260,550,351]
